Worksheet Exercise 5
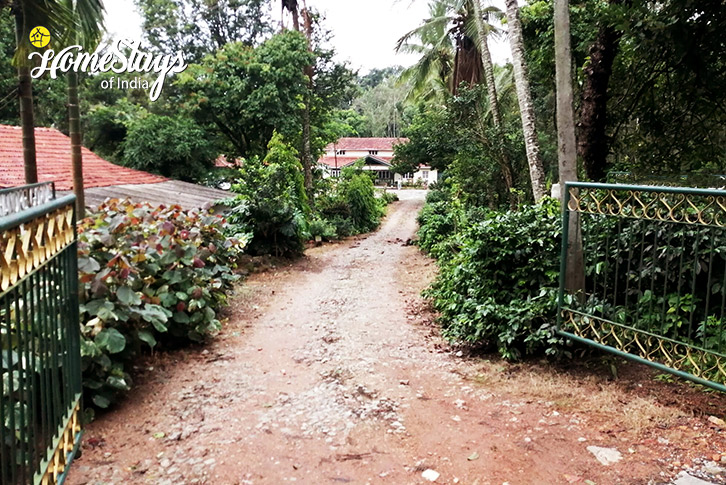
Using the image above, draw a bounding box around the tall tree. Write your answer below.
[577,0,624,181]
[64,0,105,218]
[5,0,77,185]
[471,0,516,208]
[395,0,488,102]
[136,0,272,62]
[282,0,314,199]
[554,0,584,293]
[504,0,546,202]
[13,3,36,184]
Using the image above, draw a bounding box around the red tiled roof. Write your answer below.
[317,154,395,168]
[324,137,409,152]
[0,125,167,190]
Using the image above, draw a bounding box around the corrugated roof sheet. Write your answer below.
[60,180,230,211]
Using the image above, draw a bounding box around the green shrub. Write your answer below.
[77,200,243,409]
[122,113,218,182]
[379,190,399,205]
[308,217,338,241]
[426,198,563,359]
[338,165,384,233]
[225,133,310,256]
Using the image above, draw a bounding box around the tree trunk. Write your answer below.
[554,0,584,294]
[577,21,622,182]
[300,5,314,202]
[68,70,85,218]
[472,0,516,209]
[14,7,37,184]
[504,0,546,202]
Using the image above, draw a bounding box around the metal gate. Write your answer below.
[0,183,82,484]
[557,182,726,392]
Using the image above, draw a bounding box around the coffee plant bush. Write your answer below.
[77,200,244,409]
[423,197,563,359]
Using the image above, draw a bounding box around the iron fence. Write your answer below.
[0,192,82,484]
[0,182,56,218]
[557,182,726,392]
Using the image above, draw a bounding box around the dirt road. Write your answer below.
[69,190,726,485]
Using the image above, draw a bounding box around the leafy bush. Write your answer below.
[122,113,218,182]
[379,190,399,205]
[425,198,563,359]
[337,165,385,232]
[314,164,386,239]
[77,200,243,409]
[308,217,338,242]
[224,133,310,256]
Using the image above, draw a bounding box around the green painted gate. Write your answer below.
[557,182,726,392]
[0,183,83,484]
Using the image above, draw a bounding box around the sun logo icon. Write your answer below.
[29,26,51,48]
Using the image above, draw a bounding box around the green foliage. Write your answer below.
[135,0,272,62]
[179,31,314,159]
[422,191,563,359]
[77,200,243,408]
[225,133,310,256]
[339,166,385,233]
[520,0,726,176]
[122,112,219,182]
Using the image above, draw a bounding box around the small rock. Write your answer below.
[422,469,440,482]
[708,416,726,428]
[587,446,623,466]
[455,351,463,357]
[703,462,726,475]
[399,380,409,386]
[672,471,718,485]
[452,415,461,422]
[160,458,171,469]
[467,452,479,461]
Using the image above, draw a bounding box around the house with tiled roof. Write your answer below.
[0,125,228,210]
[317,137,437,186]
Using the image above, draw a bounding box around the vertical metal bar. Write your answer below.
[41,262,54,454]
[703,228,715,347]
[650,223,658,322]
[46,259,61,438]
[624,220,636,314]
[1,293,9,483]
[634,221,647,328]
[687,229,701,340]
[7,288,16,485]
[659,225,673,335]
[613,219,623,308]
[28,271,39,477]
[14,284,27,485]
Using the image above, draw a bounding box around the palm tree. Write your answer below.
[6,0,74,184]
[503,0,547,202]
[395,1,455,104]
[63,0,105,218]
[5,0,103,212]
[395,0,495,102]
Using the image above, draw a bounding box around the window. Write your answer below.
[403,172,413,179]
[336,150,346,155]
[421,170,429,179]
[330,169,341,177]
[368,150,379,155]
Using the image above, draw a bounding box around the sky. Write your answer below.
[104,0,512,74]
